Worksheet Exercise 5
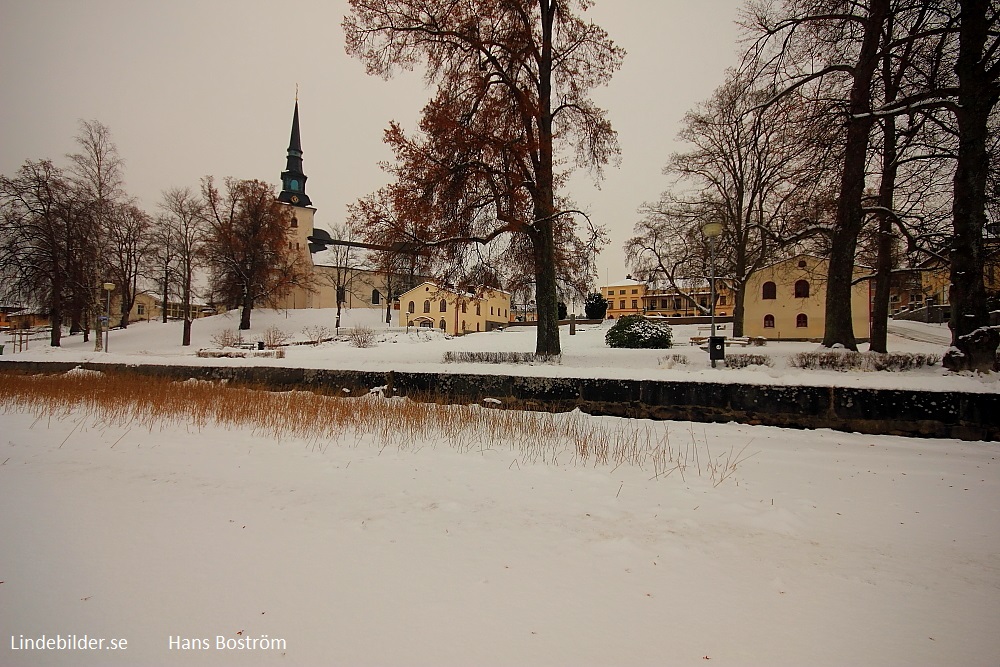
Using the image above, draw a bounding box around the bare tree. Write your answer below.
[343,0,622,355]
[105,201,151,329]
[0,160,94,346]
[629,69,826,336]
[201,177,312,330]
[67,119,125,350]
[314,223,367,333]
[158,187,206,345]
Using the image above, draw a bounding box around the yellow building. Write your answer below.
[601,279,647,319]
[399,282,511,335]
[742,254,871,341]
[601,279,734,319]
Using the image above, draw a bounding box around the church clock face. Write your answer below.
[291,195,300,204]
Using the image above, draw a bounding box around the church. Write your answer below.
[270,100,417,321]
[270,100,511,333]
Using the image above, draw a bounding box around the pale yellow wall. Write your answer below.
[743,255,870,340]
[399,283,511,335]
[602,281,647,319]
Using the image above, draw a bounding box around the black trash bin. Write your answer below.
[257,341,265,351]
[708,335,726,361]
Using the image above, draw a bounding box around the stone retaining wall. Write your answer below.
[1,360,995,441]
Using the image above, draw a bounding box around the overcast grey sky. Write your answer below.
[0,0,746,288]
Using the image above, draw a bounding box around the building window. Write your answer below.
[372,290,380,305]
[439,299,447,312]
[718,295,726,306]
[764,314,775,328]
[798,259,807,268]
[631,299,638,309]
[423,300,431,313]
[619,300,625,309]
[762,281,777,300]
[439,318,447,330]
[476,303,481,316]
[673,298,682,310]
[796,313,808,328]
[291,217,298,228]
[408,301,415,314]
[794,280,810,298]
[620,290,626,295]
[631,289,638,295]
[461,303,467,313]
[137,304,145,316]
[699,297,707,308]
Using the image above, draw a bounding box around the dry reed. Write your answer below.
[0,370,751,484]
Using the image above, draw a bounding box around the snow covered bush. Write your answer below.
[791,351,940,372]
[605,315,673,349]
[301,325,331,345]
[725,353,772,369]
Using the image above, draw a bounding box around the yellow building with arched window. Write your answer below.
[398,282,511,335]
[743,254,871,341]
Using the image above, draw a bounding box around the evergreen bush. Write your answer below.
[605,314,673,349]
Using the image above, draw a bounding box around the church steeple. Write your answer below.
[278,98,311,207]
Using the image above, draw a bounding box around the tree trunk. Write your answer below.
[181,277,192,346]
[822,0,888,351]
[870,115,898,354]
[49,307,62,347]
[943,0,996,372]
[532,222,561,356]
[239,296,252,330]
[732,286,746,338]
[92,299,103,352]
[161,269,169,323]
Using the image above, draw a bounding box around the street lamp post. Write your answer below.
[701,222,723,367]
[102,282,115,353]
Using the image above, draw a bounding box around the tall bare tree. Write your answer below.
[628,69,825,336]
[0,160,94,346]
[67,119,125,350]
[105,201,151,329]
[343,0,622,355]
[201,177,311,330]
[158,187,206,345]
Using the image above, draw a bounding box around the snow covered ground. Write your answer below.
[2,309,998,665]
[3,306,995,393]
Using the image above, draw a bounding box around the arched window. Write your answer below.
[461,303,467,313]
[764,314,775,329]
[762,281,777,300]
[290,217,298,228]
[371,289,380,305]
[407,301,415,314]
[439,299,447,312]
[439,318,447,330]
[796,313,808,328]
[794,280,810,298]
[476,304,481,316]
[423,300,431,313]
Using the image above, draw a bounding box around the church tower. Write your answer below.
[279,99,312,208]
[276,97,317,309]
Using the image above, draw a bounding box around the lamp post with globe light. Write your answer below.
[701,221,723,367]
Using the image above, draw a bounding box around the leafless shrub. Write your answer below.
[210,329,243,349]
[197,349,246,358]
[301,325,331,345]
[725,353,773,369]
[659,354,689,368]
[261,326,289,349]
[791,350,941,372]
[348,326,377,348]
[442,351,561,364]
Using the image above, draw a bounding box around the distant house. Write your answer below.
[742,254,871,341]
[126,293,223,323]
[0,306,49,331]
[399,283,511,335]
